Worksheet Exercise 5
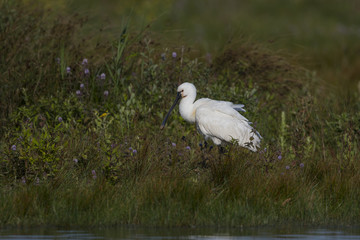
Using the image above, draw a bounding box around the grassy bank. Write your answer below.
[1,1,360,227]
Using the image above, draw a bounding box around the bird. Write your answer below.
[160,82,262,152]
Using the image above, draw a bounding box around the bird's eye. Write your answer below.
[181,90,184,92]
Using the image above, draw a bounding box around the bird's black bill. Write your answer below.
[160,92,181,129]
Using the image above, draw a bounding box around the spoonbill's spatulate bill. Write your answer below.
[161,82,261,152]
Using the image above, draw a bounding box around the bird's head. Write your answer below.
[160,82,197,130]
[177,82,197,99]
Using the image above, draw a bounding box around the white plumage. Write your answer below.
[161,82,261,152]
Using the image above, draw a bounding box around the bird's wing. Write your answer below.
[195,98,246,114]
[215,102,261,139]
[195,105,256,145]
[195,99,261,150]
[207,100,250,122]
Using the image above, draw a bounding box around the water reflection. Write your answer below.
[1,226,360,240]
[0,229,102,240]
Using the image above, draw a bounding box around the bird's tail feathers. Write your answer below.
[253,128,263,139]
[233,104,246,112]
[246,129,262,152]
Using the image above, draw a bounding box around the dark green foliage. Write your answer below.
[0,1,360,227]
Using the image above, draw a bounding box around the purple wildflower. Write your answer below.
[300,163,305,168]
[172,142,176,147]
[263,147,267,153]
[76,90,81,96]
[21,177,26,184]
[84,68,90,75]
[80,83,85,89]
[82,58,88,65]
[73,158,78,163]
[91,170,97,179]
[100,73,106,80]
[172,52,177,58]
[58,116,63,122]
[11,145,16,151]
[285,165,290,170]
[185,146,191,150]
[103,90,109,97]
[278,155,282,160]
[66,66,71,74]
[129,147,133,151]
[132,149,137,154]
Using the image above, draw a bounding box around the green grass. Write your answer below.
[0,1,360,227]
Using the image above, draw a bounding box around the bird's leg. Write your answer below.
[199,140,210,151]
[200,141,214,153]
[204,141,215,151]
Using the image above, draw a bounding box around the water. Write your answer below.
[1,227,359,240]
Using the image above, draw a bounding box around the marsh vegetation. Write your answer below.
[1,0,360,227]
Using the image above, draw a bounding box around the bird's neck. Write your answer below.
[179,96,196,123]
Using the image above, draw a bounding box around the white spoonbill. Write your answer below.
[160,82,261,152]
